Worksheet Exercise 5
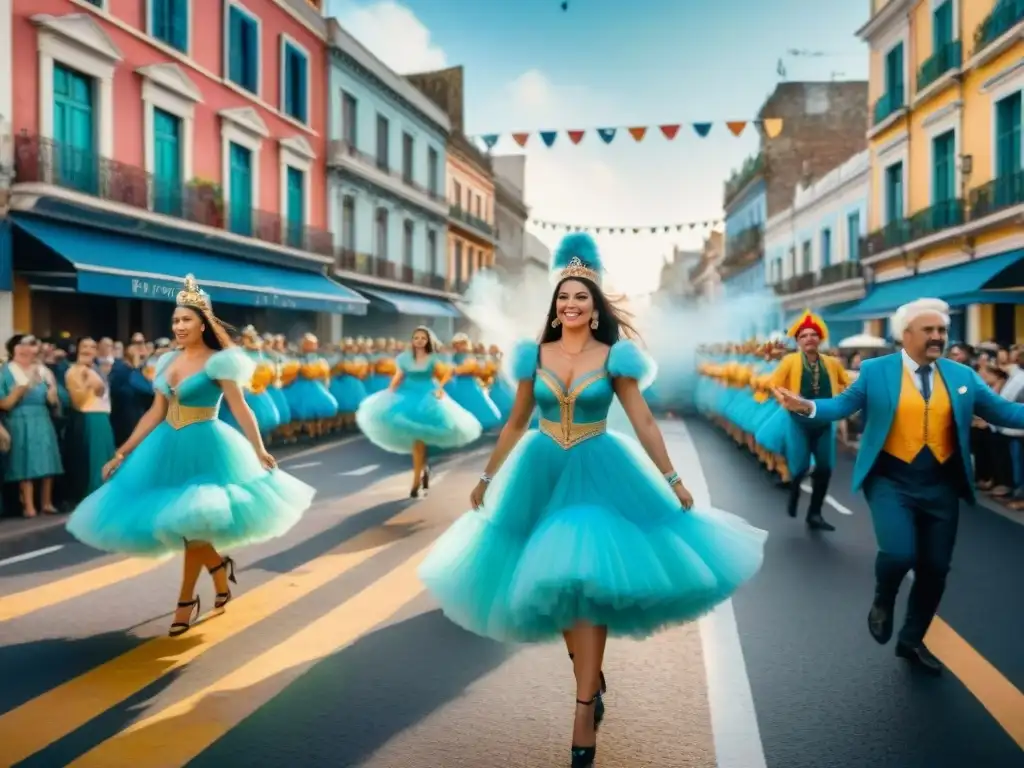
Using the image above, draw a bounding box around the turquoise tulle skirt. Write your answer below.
[355,379,482,455]
[285,379,338,421]
[267,387,291,424]
[330,375,367,413]
[419,429,767,642]
[66,419,316,557]
[445,377,502,431]
[221,390,281,436]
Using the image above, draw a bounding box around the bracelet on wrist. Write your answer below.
[664,471,681,487]
[480,473,493,484]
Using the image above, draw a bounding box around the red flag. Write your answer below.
[659,124,680,139]
[567,130,585,144]
[512,132,530,147]
[725,121,747,136]
[628,127,647,141]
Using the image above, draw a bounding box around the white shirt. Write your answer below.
[805,350,931,418]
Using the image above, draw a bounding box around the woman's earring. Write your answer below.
[551,317,561,328]
[591,313,599,330]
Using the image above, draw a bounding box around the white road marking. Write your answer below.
[339,464,379,476]
[666,419,768,768]
[798,482,855,515]
[0,545,64,568]
[285,461,321,470]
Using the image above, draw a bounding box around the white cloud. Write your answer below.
[329,0,447,74]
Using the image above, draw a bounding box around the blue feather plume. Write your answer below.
[550,232,604,277]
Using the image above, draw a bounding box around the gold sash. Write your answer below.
[165,396,217,429]
[539,417,607,449]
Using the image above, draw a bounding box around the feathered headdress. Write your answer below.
[550,233,604,286]
[787,309,828,341]
[176,274,212,313]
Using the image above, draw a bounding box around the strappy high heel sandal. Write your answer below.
[569,653,606,727]
[422,465,431,491]
[570,694,599,767]
[208,557,237,610]
[169,597,200,637]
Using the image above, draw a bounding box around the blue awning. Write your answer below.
[13,217,368,315]
[356,285,461,318]
[830,250,1024,321]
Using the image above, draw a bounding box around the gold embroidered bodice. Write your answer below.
[534,367,611,449]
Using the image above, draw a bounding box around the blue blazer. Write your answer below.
[803,353,1024,501]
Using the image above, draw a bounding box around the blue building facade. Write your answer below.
[326,22,451,294]
[722,172,775,337]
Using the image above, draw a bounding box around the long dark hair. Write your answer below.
[540,276,639,345]
[178,306,233,351]
[411,325,436,355]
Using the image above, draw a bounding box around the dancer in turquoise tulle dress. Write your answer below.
[66,276,316,637]
[356,327,482,496]
[418,234,767,768]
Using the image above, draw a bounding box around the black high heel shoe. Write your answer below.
[169,596,200,637]
[209,556,237,609]
[570,694,599,767]
[422,465,431,491]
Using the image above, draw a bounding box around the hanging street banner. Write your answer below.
[531,218,722,234]
[473,119,784,150]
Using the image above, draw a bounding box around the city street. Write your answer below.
[0,421,1022,768]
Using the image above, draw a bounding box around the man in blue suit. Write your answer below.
[773,298,1024,675]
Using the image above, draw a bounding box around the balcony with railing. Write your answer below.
[14,133,333,257]
[774,260,864,296]
[448,204,494,239]
[872,88,906,126]
[969,170,1024,220]
[974,0,1024,56]
[723,153,765,209]
[334,247,447,291]
[720,226,763,276]
[917,39,962,93]
[863,198,965,255]
[327,140,446,207]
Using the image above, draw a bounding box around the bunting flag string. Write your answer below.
[531,218,723,235]
[473,118,783,150]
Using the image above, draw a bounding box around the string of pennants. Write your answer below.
[474,118,784,149]
[532,218,723,235]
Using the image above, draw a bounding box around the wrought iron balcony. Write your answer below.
[449,204,493,236]
[917,39,962,92]
[862,198,966,256]
[723,226,762,264]
[14,133,333,257]
[969,170,1024,220]
[974,0,1024,55]
[335,247,447,291]
[873,89,905,125]
[774,261,864,296]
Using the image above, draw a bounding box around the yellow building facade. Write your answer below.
[446,145,496,293]
[857,0,1023,343]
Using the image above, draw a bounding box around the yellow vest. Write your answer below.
[882,365,956,464]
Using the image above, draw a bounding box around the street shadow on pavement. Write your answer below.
[0,629,196,763]
[189,608,516,766]
[248,497,420,575]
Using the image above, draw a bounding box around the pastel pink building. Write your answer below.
[0,0,365,340]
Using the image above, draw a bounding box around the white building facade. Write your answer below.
[764,149,869,340]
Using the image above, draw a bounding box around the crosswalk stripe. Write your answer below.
[0,518,419,765]
[0,557,167,623]
[69,549,430,766]
[340,463,379,476]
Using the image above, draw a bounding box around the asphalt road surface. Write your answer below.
[0,421,1021,767]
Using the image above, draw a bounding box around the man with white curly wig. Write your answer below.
[773,298,1024,675]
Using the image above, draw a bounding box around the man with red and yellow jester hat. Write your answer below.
[767,309,851,530]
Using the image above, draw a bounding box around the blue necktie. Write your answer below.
[918,364,932,402]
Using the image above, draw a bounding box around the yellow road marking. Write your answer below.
[0,513,424,766]
[926,616,1024,750]
[0,557,167,622]
[69,549,429,767]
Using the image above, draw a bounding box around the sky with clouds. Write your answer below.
[326,0,869,293]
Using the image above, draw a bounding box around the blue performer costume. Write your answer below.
[787,299,1024,673]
